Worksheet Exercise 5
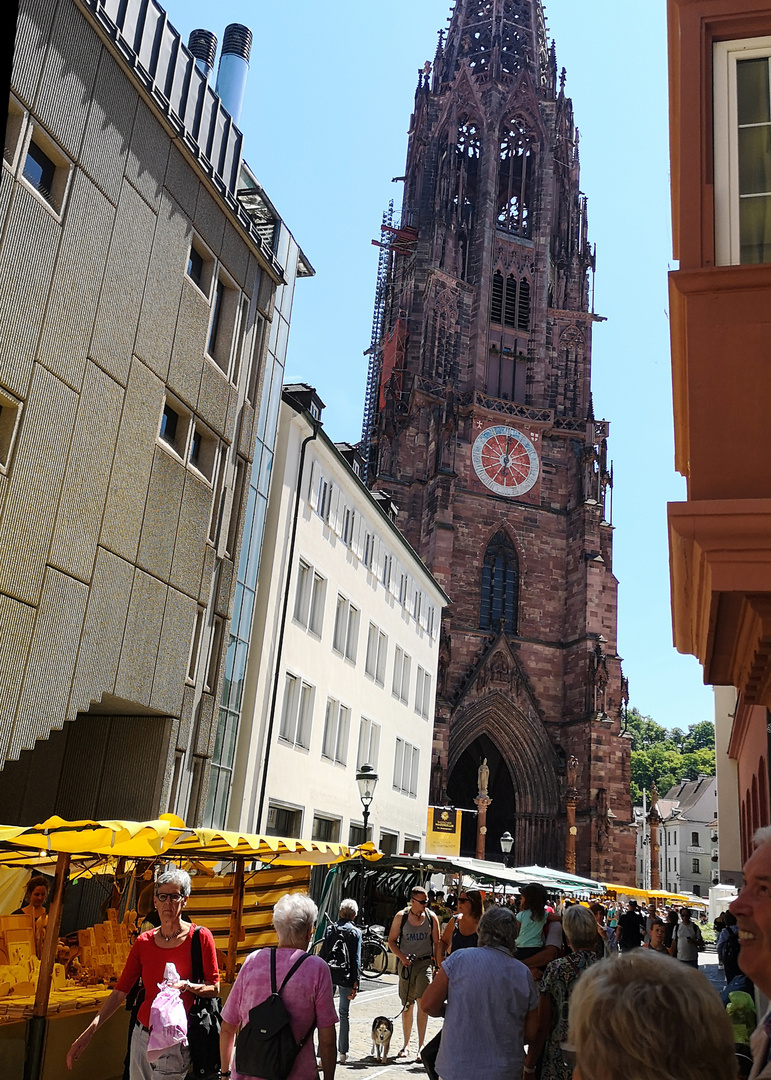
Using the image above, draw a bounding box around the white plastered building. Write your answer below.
[228,384,449,852]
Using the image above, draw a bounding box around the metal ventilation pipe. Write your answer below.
[215,24,252,126]
[188,29,217,80]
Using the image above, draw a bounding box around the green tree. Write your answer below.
[627,711,716,806]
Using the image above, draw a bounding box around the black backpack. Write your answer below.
[319,922,354,986]
[723,926,741,974]
[235,949,315,1080]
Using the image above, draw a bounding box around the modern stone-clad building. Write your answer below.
[0,0,311,825]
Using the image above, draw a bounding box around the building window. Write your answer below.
[363,531,375,569]
[342,505,355,546]
[186,235,214,297]
[393,738,419,797]
[322,698,350,765]
[715,37,771,264]
[480,530,519,632]
[189,422,218,484]
[379,830,398,856]
[491,272,504,323]
[497,117,536,237]
[692,858,700,874]
[293,560,326,637]
[403,837,420,855]
[20,127,71,214]
[691,831,699,846]
[415,666,432,720]
[0,387,22,472]
[278,673,314,750]
[207,272,240,378]
[392,646,411,705]
[267,802,302,838]
[187,607,205,683]
[357,717,381,771]
[349,822,368,846]
[158,396,191,460]
[382,553,392,589]
[333,595,359,662]
[312,814,341,843]
[365,623,387,686]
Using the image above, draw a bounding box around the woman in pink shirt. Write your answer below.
[66,868,219,1079]
[220,893,338,1080]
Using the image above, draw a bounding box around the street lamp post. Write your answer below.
[500,831,514,868]
[355,764,378,922]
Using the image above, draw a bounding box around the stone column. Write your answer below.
[649,781,661,890]
[475,795,492,860]
[565,756,579,874]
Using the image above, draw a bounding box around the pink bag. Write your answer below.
[147,963,188,1064]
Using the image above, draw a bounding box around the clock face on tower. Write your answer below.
[471,424,539,497]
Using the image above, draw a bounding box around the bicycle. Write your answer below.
[359,923,389,979]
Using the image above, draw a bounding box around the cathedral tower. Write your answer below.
[364,0,633,879]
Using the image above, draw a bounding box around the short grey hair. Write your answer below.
[273,892,318,946]
[563,905,598,950]
[156,868,191,898]
[478,905,519,954]
[754,825,771,847]
[339,898,358,921]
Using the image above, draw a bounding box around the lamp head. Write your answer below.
[500,830,514,854]
[356,763,379,807]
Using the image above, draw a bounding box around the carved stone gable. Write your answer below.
[455,632,542,719]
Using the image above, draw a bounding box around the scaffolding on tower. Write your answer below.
[361,201,394,484]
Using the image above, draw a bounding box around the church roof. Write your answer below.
[436,0,552,89]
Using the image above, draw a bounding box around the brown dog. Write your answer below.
[371,1015,394,1062]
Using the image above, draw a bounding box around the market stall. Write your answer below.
[0,816,381,1080]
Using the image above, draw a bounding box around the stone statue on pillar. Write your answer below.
[648,781,661,890]
[474,757,492,861]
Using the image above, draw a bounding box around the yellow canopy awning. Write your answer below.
[0,817,383,867]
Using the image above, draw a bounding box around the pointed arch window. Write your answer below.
[454,120,481,233]
[517,279,531,329]
[498,119,536,237]
[491,272,504,323]
[480,531,519,633]
[505,274,517,327]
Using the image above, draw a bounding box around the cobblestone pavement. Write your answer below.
[329,972,441,1076]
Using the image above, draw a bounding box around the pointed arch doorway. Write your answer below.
[446,734,516,860]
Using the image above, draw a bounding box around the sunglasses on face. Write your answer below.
[156,892,184,903]
[413,897,428,904]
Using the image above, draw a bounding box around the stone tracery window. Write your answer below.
[480,530,519,633]
[498,118,537,237]
[489,272,531,331]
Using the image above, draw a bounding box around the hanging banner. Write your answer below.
[426,806,462,857]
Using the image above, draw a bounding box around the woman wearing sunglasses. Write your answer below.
[441,889,483,956]
[66,868,219,1079]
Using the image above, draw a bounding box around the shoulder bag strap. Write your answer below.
[270,947,279,994]
[397,909,409,948]
[190,926,204,983]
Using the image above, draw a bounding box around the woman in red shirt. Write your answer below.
[66,869,219,1079]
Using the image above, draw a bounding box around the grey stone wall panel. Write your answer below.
[0,366,77,604]
[11,0,57,109]
[177,684,196,750]
[0,596,35,761]
[96,715,169,818]
[167,279,208,408]
[134,191,188,381]
[125,101,168,212]
[237,401,254,458]
[194,184,226,255]
[34,2,100,159]
[114,568,166,707]
[79,49,137,206]
[199,545,215,605]
[69,546,134,716]
[101,358,163,562]
[151,586,196,716]
[0,168,13,238]
[37,170,115,391]
[0,186,61,399]
[90,182,155,386]
[164,145,197,220]
[215,557,234,619]
[196,360,230,438]
[49,363,123,582]
[137,448,185,581]
[194,692,215,756]
[10,567,89,757]
[169,472,211,595]
[220,221,249,288]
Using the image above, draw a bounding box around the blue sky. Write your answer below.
[176,0,714,730]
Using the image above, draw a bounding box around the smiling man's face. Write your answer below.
[729,841,771,992]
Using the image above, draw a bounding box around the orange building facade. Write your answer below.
[667,0,771,864]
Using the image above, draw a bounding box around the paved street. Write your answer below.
[329,972,442,1076]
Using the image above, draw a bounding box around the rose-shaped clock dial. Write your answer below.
[472,424,539,497]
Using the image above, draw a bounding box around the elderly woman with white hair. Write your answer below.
[220,892,337,1080]
[66,868,219,1079]
[523,903,599,1080]
[421,905,539,1080]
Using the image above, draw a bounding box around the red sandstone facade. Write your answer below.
[365,0,633,879]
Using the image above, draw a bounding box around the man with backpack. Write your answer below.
[388,886,442,1062]
[319,898,362,1065]
[669,906,704,968]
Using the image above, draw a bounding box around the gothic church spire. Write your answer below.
[437,0,551,90]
